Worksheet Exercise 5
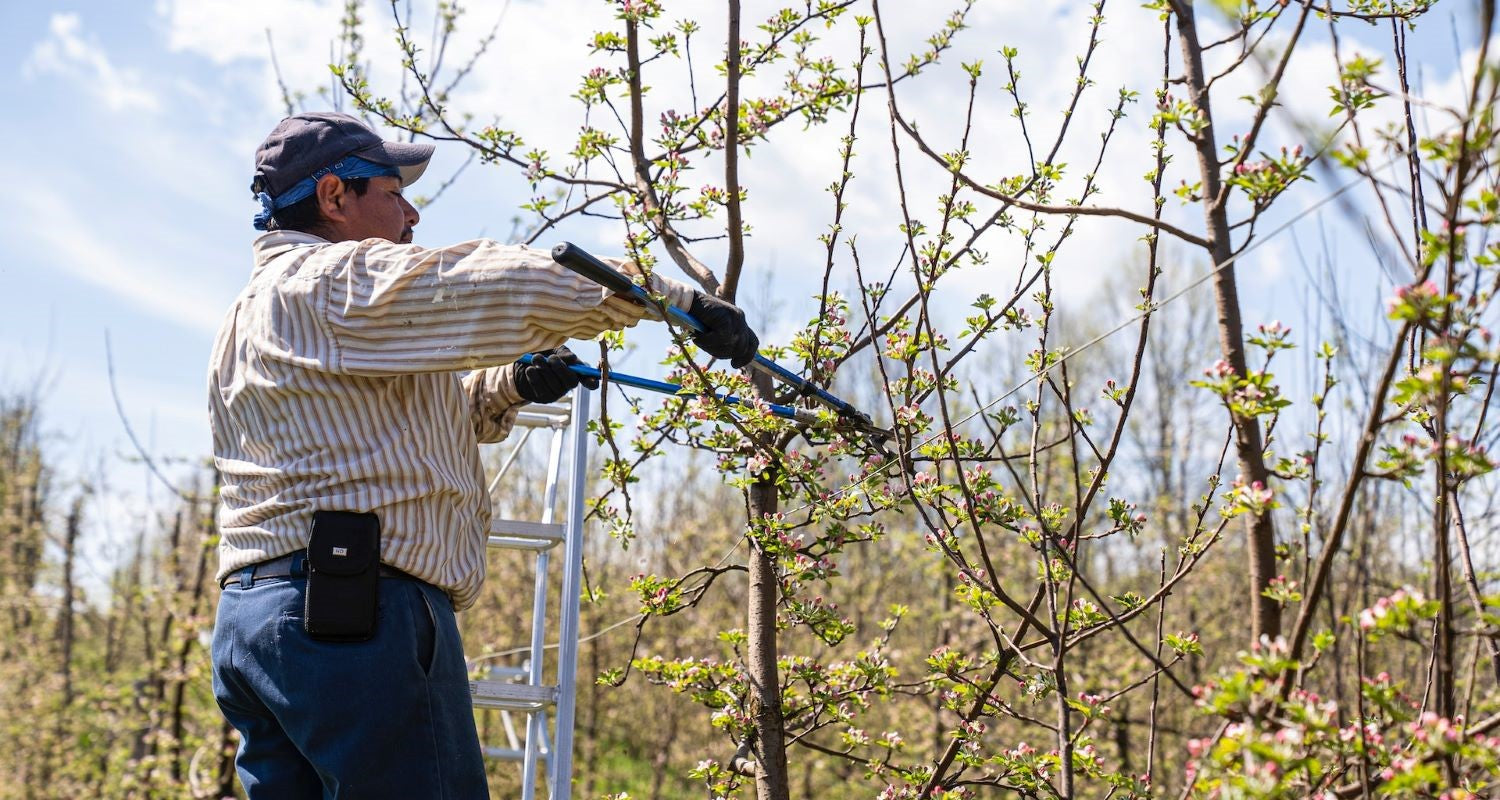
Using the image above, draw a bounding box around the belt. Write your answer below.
[221,550,417,589]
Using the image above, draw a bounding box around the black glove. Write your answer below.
[688,291,760,369]
[513,346,599,404]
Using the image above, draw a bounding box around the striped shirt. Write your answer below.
[209,230,693,610]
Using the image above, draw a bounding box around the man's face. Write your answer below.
[326,174,420,243]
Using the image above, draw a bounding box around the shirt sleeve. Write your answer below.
[314,238,695,376]
[461,364,525,444]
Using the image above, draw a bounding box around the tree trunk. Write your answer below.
[1432,397,1456,721]
[746,370,790,800]
[1174,0,1281,641]
[170,493,215,782]
[57,497,81,706]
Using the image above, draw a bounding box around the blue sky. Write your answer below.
[1,1,1481,567]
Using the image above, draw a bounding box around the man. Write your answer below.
[209,111,758,798]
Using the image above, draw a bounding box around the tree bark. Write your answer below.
[57,497,81,706]
[1173,0,1281,641]
[722,0,747,299]
[746,369,790,800]
[1432,398,1455,723]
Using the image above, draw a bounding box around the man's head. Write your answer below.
[251,112,434,243]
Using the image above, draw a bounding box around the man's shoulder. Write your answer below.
[249,239,391,302]
[250,235,549,291]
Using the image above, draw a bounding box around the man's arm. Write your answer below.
[461,364,525,444]
[461,347,600,444]
[312,239,694,377]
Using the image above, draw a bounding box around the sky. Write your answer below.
[0,0,1484,574]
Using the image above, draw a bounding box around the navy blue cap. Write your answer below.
[251,111,434,198]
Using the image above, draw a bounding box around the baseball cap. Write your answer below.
[252,111,435,198]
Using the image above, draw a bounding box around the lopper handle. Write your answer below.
[516,353,820,425]
[549,241,867,421]
[551,242,706,332]
[550,242,645,300]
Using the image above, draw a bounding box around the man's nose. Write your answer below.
[403,196,420,227]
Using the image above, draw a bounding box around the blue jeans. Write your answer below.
[211,572,488,799]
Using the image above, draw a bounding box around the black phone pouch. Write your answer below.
[305,510,381,642]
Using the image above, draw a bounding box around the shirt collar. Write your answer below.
[252,230,332,269]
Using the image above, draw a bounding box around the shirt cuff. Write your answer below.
[610,259,697,316]
[462,364,527,444]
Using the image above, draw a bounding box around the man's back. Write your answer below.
[210,232,490,609]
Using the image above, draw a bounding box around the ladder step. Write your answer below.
[486,665,531,680]
[487,537,559,552]
[482,746,528,761]
[471,680,557,711]
[513,404,571,429]
[483,745,553,761]
[490,519,566,542]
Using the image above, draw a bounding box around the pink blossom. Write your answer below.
[1204,359,1235,378]
[1395,280,1441,301]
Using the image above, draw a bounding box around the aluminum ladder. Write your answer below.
[469,389,590,800]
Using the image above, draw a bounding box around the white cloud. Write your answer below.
[155,0,347,116]
[17,187,227,335]
[23,13,161,112]
[156,0,341,65]
[718,0,1207,322]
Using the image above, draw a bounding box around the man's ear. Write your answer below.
[314,174,348,223]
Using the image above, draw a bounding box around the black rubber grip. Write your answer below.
[551,242,644,298]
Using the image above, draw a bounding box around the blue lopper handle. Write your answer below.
[516,353,818,425]
[549,242,866,419]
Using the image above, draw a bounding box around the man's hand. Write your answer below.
[688,291,760,369]
[513,346,599,404]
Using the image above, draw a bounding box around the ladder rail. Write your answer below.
[549,390,589,800]
[521,421,568,800]
[474,397,589,800]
